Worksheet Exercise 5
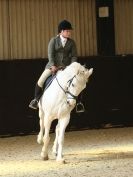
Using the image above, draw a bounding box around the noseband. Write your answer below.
[55,75,78,100]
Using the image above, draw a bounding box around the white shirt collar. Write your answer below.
[60,35,67,42]
[60,35,67,47]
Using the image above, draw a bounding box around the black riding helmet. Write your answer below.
[58,20,73,33]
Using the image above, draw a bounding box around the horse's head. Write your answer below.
[77,65,93,82]
[66,64,93,106]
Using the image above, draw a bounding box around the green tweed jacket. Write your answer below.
[45,35,78,69]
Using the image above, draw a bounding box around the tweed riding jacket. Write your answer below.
[45,35,78,69]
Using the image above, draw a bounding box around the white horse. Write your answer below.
[37,62,93,163]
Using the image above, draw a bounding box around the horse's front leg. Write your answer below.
[41,117,52,160]
[56,115,70,163]
[37,108,44,144]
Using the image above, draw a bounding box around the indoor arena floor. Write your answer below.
[0,127,133,177]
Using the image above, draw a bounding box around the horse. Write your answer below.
[37,62,93,163]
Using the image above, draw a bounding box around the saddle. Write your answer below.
[43,67,65,91]
[43,75,56,91]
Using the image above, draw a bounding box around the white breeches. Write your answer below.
[37,69,52,88]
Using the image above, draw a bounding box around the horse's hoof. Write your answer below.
[41,152,49,160]
[37,136,43,144]
[56,158,66,164]
[37,138,43,144]
[41,155,49,161]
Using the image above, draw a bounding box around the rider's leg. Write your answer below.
[37,69,52,88]
[29,69,52,109]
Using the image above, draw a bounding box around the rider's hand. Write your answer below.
[51,65,58,74]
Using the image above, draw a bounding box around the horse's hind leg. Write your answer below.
[52,123,59,156]
[37,108,44,144]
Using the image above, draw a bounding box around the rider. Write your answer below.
[29,20,78,109]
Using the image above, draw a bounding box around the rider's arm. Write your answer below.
[48,37,56,67]
[71,40,78,63]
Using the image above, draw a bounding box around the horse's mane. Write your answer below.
[61,62,82,79]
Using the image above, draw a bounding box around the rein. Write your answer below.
[55,75,78,100]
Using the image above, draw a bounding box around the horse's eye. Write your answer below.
[72,83,74,87]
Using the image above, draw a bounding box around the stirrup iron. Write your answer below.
[76,102,85,113]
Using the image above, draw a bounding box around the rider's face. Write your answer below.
[61,30,72,38]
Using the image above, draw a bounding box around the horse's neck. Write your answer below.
[57,70,74,86]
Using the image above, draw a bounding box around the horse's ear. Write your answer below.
[89,68,93,76]
[84,68,93,81]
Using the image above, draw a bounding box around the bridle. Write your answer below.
[55,75,78,100]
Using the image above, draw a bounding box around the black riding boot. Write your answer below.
[29,84,43,110]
